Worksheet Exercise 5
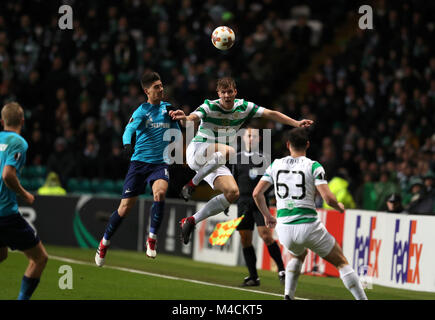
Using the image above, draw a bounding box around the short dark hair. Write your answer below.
[217,77,236,91]
[141,71,161,90]
[285,128,309,151]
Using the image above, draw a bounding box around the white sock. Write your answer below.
[193,194,230,223]
[148,233,157,240]
[339,265,368,300]
[192,152,225,185]
[102,238,110,246]
[285,258,302,299]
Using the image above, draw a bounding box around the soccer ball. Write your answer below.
[211,26,235,50]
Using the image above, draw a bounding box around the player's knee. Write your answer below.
[37,252,49,267]
[31,252,48,267]
[224,187,239,203]
[260,233,274,245]
[239,232,251,247]
[153,190,166,202]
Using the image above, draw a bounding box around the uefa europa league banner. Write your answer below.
[18,195,195,258]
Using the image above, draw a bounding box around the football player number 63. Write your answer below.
[276,170,306,200]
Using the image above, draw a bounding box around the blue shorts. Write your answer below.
[0,213,40,251]
[122,161,169,198]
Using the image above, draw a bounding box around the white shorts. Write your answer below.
[186,142,232,190]
[275,219,335,258]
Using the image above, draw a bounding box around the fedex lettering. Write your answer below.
[353,216,381,278]
[391,220,422,284]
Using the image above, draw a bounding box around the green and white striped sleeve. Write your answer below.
[312,161,327,186]
[260,161,274,184]
[248,101,265,118]
[191,101,208,119]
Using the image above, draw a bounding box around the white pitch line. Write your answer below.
[47,254,308,300]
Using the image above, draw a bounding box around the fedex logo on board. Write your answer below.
[391,219,422,284]
[353,215,381,278]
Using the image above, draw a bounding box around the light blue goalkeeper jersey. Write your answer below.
[122,101,180,164]
[0,131,28,217]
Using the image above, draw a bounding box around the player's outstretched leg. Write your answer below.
[146,179,168,259]
[96,197,137,266]
[323,241,368,300]
[284,251,306,300]
[19,242,48,300]
[180,176,238,244]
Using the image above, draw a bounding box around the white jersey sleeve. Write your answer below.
[312,161,327,186]
[260,161,274,184]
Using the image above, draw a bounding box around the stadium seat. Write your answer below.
[34,166,47,178]
[113,180,124,194]
[67,178,80,193]
[100,180,116,194]
[78,179,92,194]
[22,166,47,179]
[90,179,102,193]
[28,178,44,191]
[20,178,31,190]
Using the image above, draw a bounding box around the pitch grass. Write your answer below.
[1,244,435,300]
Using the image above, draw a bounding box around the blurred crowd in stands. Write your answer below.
[271,0,435,214]
[0,0,433,213]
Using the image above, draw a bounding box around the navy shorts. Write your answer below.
[0,213,40,251]
[122,161,169,198]
[236,196,268,231]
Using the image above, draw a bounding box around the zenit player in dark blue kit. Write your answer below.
[96,72,181,266]
[0,102,48,300]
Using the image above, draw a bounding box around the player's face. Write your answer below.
[243,128,260,152]
[217,86,237,109]
[145,80,164,103]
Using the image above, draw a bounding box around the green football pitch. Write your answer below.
[1,244,434,300]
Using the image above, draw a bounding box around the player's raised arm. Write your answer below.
[316,184,345,213]
[252,180,276,228]
[261,108,313,128]
[169,109,200,127]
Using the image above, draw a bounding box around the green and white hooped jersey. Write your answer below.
[261,156,327,225]
[191,99,264,144]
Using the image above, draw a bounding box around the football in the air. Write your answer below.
[211,26,235,50]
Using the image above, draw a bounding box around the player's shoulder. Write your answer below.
[302,157,324,174]
[1,132,28,151]
[270,156,288,168]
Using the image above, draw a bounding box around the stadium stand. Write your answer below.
[0,1,433,213]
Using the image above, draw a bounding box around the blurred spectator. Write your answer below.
[46,137,75,187]
[323,168,356,210]
[405,177,435,215]
[37,172,67,196]
[290,16,312,48]
[386,193,404,213]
